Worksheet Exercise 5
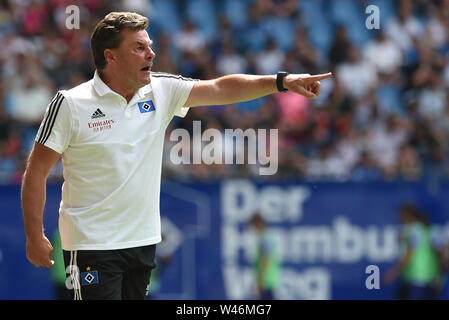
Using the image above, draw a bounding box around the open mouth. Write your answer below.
[141,66,151,72]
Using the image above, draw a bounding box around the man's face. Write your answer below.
[108,29,156,89]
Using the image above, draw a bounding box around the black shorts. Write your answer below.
[62,244,157,300]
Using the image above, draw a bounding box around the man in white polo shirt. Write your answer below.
[21,12,331,300]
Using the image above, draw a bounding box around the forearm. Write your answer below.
[186,74,278,108]
[21,170,47,239]
[214,74,278,104]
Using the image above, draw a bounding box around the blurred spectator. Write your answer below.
[424,3,449,51]
[20,0,49,36]
[397,143,422,180]
[334,130,362,174]
[249,213,281,300]
[351,150,382,181]
[273,91,309,126]
[436,225,449,299]
[433,103,449,155]
[383,203,440,300]
[365,115,408,177]
[336,46,378,100]
[291,28,319,73]
[216,39,248,75]
[364,30,402,77]
[328,25,350,69]
[152,33,178,75]
[385,0,424,52]
[306,144,350,181]
[7,70,53,126]
[254,38,285,75]
[0,35,37,78]
[119,0,149,15]
[417,69,447,121]
[242,2,268,52]
[173,20,207,56]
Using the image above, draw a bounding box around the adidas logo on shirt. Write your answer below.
[91,108,106,119]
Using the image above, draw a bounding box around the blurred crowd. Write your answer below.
[1,0,449,183]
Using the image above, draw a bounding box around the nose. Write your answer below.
[147,46,156,60]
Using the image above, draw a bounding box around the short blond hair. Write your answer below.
[90,12,149,70]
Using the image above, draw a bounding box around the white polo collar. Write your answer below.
[93,70,153,99]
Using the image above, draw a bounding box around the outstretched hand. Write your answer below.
[284,72,332,99]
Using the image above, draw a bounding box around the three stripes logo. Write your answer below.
[91,108,106,119]
[37,92,64,145]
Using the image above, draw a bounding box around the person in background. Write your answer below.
[383,203,440,299]
[249,213,281,300]
[438,229,449,299]
[50,230,70,300]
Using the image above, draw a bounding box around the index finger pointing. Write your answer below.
[306,72,332,81]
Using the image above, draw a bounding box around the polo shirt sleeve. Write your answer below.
[35,91,73,154]
[165,76,198,119]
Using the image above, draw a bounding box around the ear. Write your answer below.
[104,48,116,65]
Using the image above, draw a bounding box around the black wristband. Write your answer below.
[276,71,289,92]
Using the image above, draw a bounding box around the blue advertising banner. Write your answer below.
[1,179,449,300]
